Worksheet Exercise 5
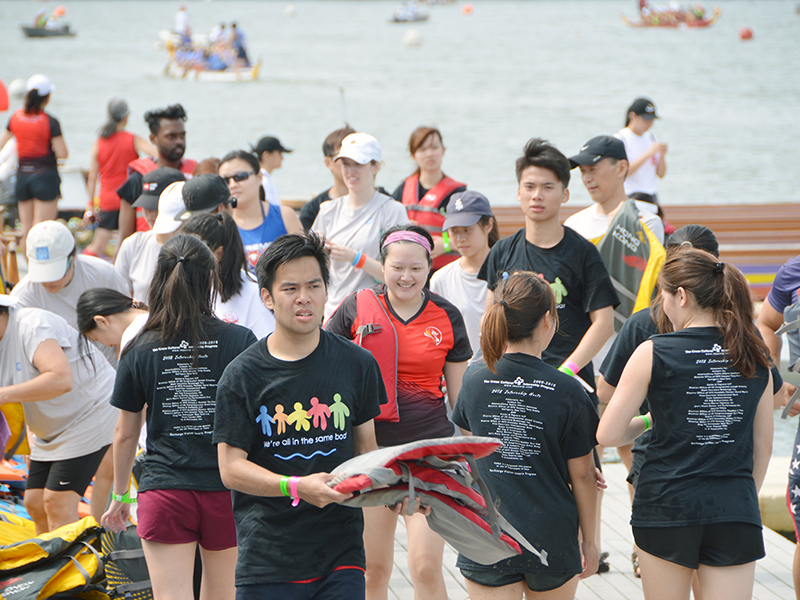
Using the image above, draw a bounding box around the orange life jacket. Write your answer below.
[127,157,197,232]
[354,289,399,422]
[401,174,465,270]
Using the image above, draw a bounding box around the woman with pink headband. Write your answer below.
[326,224,472,600]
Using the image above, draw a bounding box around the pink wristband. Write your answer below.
[289,476,301,507]
[563,360,580,375]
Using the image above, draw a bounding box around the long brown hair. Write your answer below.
[129,234,220,364]
[659,249,770,377]
[481,271,557,373]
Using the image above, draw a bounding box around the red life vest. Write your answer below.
[127,157,197,231]
[401,174,465,270]
[354,288,399,422]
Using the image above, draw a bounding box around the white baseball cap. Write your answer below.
[152,181,186,234]
[26,74,54,96]
[26,220,76,282]
[334,133,382,165]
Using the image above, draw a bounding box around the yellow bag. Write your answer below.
[1,403,30,457]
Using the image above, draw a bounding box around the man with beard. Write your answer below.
[115,104,196,250]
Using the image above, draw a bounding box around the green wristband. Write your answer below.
[442,231,450,253]
[112,491,136,504]
[637,414,652,432]
[280,476,291,498]
[558,364,575,378]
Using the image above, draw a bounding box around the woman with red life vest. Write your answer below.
[392,127,466,271]
[325,224,472,600]
[0,74,68,256]
[83,99,156,258]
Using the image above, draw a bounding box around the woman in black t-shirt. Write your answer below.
[451,271,599,599]
[598,249,774,600]
[101,234,256,600]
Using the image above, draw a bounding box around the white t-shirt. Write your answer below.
[260,169,282,207]
[430,259,487,365]
[312,191,410,320]
[616,127,661,196]
[114,231,162,304]
[564,202,665,245]
[214,271,275,339]
[0,307,117,461]
[11,254,131,366]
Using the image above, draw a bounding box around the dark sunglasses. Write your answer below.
[221,171,255,184]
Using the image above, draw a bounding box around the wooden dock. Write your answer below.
[388,462,798,600]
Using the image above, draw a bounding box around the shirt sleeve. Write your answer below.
[114,239,134,296]
[477,244,500,288]
[19,311,72,364]
[324,292,358,339]
[391,182,405,202]
[48,115,62,138]
[299,194,324,231]
[213,354,259,452]
[767,263,793,313]
[561,389,599,460]
[579,242,620,313]
[442,301,472,363]
[599,309,653,386]
[355,352,387,424]
[116,171,143,206]
[110,346,147,413]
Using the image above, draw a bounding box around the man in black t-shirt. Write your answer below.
[478,138,618,393]
[214,232,391,599]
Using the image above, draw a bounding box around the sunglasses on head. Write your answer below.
[221,171,255,184]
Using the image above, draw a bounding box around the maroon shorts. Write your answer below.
[137,489,237,551]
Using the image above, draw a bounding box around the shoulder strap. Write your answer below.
[401,175,420,206]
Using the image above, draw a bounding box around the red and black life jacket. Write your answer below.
[127,157,197,231]
[401,174,465,270]
[354,288,399,422]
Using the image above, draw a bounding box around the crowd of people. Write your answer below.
[637,0,713,25]
[2,78,799,600]
[171,5,251,71]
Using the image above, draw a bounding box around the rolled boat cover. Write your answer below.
[328,436,548,567]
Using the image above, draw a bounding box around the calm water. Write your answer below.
[2,0,799,452]
[1,0,799,208]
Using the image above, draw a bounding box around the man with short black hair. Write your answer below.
[214,232,388,599]
[115,104,197,250]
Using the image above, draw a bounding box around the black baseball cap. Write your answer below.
[442,191,493,230]
[628,97,659,120]
[132,167,186,210]
[175,174,233,221]
[254,136,293,156]
[569,136,628,169]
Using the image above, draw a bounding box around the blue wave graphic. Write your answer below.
[274,448,338,461]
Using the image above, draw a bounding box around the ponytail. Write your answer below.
[481,271,557,373]
[24,90,48,114]
[659,249,770,377]
[181,212,248,302]
[139,234,219,364]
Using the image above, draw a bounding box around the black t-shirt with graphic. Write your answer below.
[478,227,619,390]
[212,330,385,585]
[452,354,598,575]
[633,327,769,528]
[111,319,256,492]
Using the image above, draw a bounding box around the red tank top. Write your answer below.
[96,131,139,212]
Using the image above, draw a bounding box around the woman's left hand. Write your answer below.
[388,495,432,517]
[101,500,130,532]
[327,242,356,265]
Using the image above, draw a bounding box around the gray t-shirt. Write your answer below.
[114,230,162,304]
[0,307,117,461]
[312,191,409,320]
[430,259,485,365]
[11,254,131,366]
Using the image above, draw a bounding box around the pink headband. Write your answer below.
[382,231,432,254]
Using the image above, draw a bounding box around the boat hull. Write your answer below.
[21,25,76,37]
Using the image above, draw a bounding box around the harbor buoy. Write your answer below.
[402,29,422,47]
[284,4,297,17]
[8,79,25,99]
[462,3,473,15]
[0,80,8,112]
[739,27,753,40]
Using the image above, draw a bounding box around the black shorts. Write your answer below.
[236,567,365,600]
[633,522,764,569]
[97,209,119,230]
[460,566,574,593]
[14,169,61,202]
[27,445,110,495]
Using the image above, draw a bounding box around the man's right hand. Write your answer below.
[297,472,353,508]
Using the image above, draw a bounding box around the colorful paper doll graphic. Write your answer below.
[287,402,311,432]
[329,394,350,431]
[307,397,332,430]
